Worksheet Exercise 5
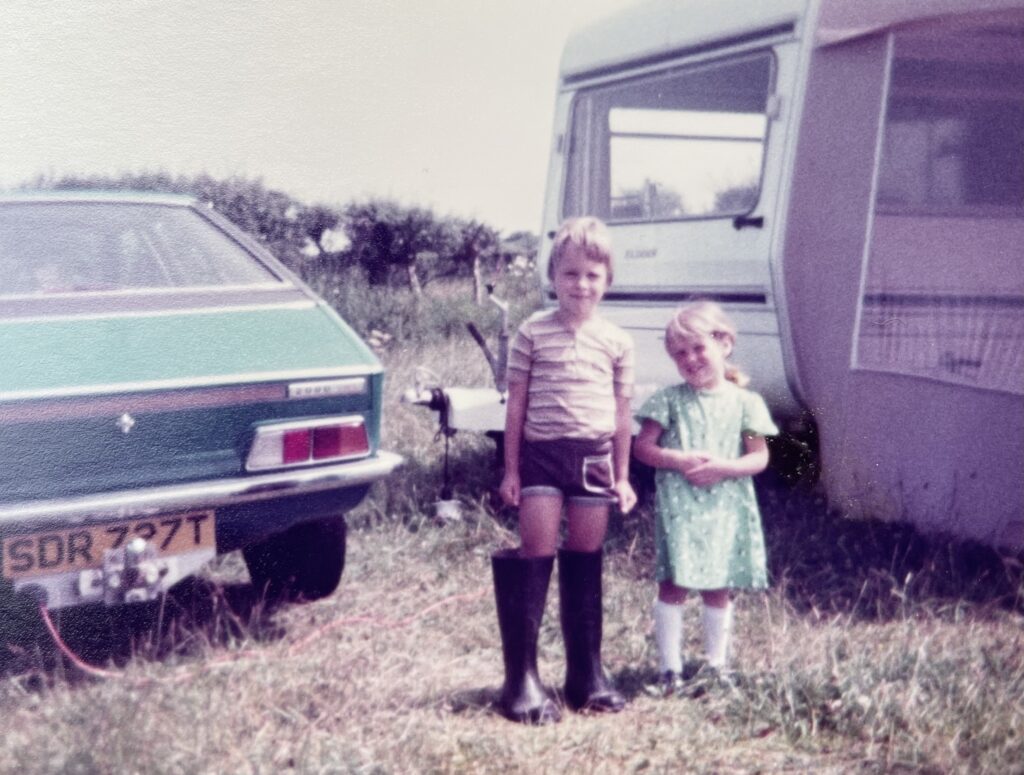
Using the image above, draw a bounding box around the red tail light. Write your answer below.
[283,429,312,464]
[311,424,370,460]
[312,426,341,459]
[247,416,371,471]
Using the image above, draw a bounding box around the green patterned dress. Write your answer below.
[636,382,778,590]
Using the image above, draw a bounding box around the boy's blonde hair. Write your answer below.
[548,216,615,284]
[665,300,750,387]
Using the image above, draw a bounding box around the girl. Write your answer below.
[494,216,636,724]
[633,301,777,693]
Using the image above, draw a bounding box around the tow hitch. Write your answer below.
[402,285,512,516]
[77,537,169,604]
[12,534,216,609]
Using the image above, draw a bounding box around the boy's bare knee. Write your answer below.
[564,502,610,552]
[518,497,563,557]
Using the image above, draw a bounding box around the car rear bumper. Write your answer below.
[0,451,403,530]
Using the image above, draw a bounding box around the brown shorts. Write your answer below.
[519,437,616,504]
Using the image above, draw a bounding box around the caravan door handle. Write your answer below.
[733,214,765,230]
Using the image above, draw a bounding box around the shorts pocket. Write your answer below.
[581,454,613,494]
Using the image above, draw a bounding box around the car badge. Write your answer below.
[116,413,136,434]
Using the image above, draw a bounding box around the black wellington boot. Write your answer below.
[558,548,626,713]
[492,549,562,724]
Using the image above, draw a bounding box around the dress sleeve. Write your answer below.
[635,387,671,428]
[742,390,779,437]
[506,321,533,385]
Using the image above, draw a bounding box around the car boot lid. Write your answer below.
[0,303,379,402]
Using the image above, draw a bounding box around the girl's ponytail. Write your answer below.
[724,362,750,388]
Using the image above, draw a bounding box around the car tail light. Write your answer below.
[312,426,340,459]
[283,429,311,464]
[312,423,370,460]
[246,416,371,471]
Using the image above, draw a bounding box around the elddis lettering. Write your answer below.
[624,248,657,259]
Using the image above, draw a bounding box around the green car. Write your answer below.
[0,191,401,610]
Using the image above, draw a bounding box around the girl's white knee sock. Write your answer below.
[653,600,684,673]
[701,602,733,669]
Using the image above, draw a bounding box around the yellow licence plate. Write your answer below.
[1,511,216,581]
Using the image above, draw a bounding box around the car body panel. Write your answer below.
[0,192,401,608]
[0,303,378,400]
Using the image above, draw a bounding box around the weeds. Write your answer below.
[306,269,541,348]
[2,475,1022,773]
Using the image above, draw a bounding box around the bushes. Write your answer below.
[27,173,526,299]
[306,265,542,348]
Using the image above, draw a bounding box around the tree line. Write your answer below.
[26,172,538,300]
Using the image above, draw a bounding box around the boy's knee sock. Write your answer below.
[653,600,684,674]
[701,602,733,669]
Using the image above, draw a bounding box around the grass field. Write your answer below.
[1,280,1022,774]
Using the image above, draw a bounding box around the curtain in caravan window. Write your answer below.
[855,20,1024,396]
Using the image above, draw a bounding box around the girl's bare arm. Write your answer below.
[632,418,708,474]
[685,433,769,487]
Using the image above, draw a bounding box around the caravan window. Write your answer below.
[564,53,773,223]
[855,17,1024,396]
[876,37,1024,213]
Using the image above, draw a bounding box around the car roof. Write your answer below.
[0,190,199,207]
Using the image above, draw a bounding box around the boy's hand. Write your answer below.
[614,478,637,514]
[498,471,521,507]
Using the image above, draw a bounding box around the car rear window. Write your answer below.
[0,202,282,296]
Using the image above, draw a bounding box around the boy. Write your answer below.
[493,216,636,724]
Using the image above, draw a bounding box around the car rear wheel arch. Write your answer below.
[242,516,347,602]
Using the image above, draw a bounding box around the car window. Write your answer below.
[0,202,282,296]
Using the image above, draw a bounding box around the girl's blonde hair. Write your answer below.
[665,300,750,387]
[548,216,615,284]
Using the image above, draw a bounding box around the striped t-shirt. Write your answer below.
[507,309,634,442]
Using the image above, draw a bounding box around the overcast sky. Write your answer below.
[0,0,633,234]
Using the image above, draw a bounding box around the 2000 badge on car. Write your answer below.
[0,191,401,610]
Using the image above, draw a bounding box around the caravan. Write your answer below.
[410,0,1024,548]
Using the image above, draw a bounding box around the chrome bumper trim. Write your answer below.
[0,451,403,527]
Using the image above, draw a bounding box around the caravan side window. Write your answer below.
[564,53,773,223]
[876,39,1024,213]
[855,18,1024,396]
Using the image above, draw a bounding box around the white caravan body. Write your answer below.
[419,0,1024,548]
[545,0,1024,548]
